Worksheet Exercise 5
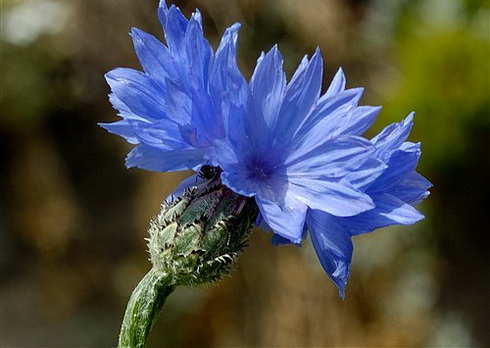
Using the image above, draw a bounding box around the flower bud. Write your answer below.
[147,167,258,286]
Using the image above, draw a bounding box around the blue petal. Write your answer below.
[106,68,166,122]
[158,3,189,52]
[107,93,139,120]
[345,193,425,235]
[307,209,353,298]
[183,12,213,85]
[130,28,176,82]
[339,105,381,136]
[287,135,375,179]
[99,120,139,144]
[130,119,188,151]
[368,142,421,192]
[344,158,387,191]
[183,86,223,147]
[390,172,432,205]
[371,113,414,160]
[211,24,248,111]
[289,178,375,217]
[275,48,323,144]
[323,67,346,99]
[126,144,206,172]
[293,88,364,149]
[163,77,194,127]
[256,195,307,243]
[250,46,286,139]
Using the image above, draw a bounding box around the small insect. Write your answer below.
[199,165,219,180]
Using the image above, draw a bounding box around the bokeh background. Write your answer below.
[1,0,489,346]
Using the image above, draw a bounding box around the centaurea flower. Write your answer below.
[102,1,431,345]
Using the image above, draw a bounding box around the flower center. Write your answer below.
[252,165,269,179]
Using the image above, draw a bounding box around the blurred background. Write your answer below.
[1,0,489,346]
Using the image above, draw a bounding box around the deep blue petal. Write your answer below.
[107,93,139,121]
[126,144,206,172]
[307,209,353,298]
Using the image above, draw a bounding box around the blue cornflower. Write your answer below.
[101,1,244,172]
[102,2,431,298]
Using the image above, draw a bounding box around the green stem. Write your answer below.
[118,267,175,348]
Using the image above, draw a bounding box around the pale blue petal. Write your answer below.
[105,68,166,122]
[339,105,381,136]
[368,143,421,192]
[289,178,375,217]
[323,67,346,99]
[99,120,139,144]
[184,12,213,85]
[126,144,206,172]
[158,3,189,52]
[292,88,364,149]
[307,209,353,298]
[275,48,323,143]
[372,113,415,160]
[287,135,375,178]
[256,195,307,243]
[250,46,286,135]
[130,119,188,150]
[163,78,192,125]
[211,24,249,110]
[346,193,425,234]
[130,28,176,82]
[212,138,240,171]
[107,93,142,121]
[343,158,387,191]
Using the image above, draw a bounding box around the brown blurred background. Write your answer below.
[1,0,489,346]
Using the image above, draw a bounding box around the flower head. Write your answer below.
[102,2,431,298]
[101,1,244,172]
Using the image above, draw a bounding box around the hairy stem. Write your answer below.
[118,268,175,348]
